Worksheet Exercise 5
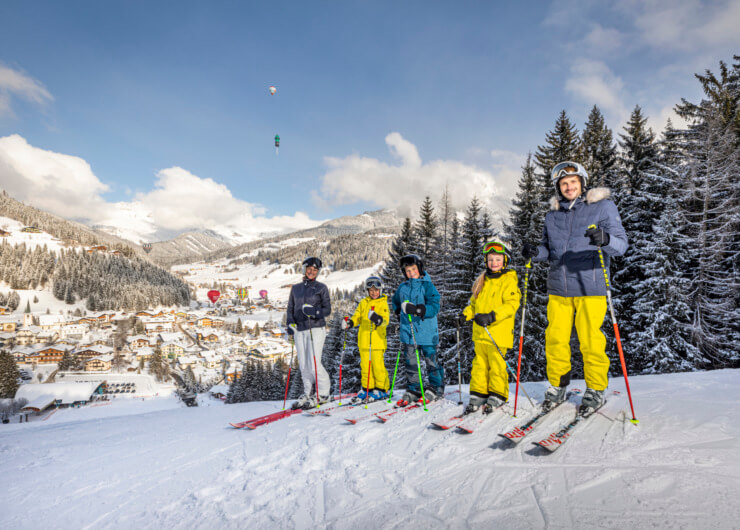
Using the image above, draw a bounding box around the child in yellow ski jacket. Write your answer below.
[342,276,391,402]
[462,241,521,413]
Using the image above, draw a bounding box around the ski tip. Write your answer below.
[345,419,357,424]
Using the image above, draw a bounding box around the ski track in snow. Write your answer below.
[1,370,739,529]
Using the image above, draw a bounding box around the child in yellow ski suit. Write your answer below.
[343,276,391,402]
[462,241,521,413]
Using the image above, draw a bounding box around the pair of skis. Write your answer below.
[230,392,356,429]
[431,401,507,434]
[499,390,613,452]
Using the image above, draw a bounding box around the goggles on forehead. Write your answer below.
[365,278,382,289]
[551,161,586,180]
[483,241,507,254]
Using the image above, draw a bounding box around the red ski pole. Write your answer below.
[513,260,531,418]
[282,334,295,410]
[589,224,639,424]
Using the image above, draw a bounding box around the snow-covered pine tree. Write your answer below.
[674,57,740,366]
[0,350,20,398]
[582,106,618,189]
[504,154,548,382]
[612,105,660,367]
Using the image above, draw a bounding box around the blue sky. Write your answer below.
[0,0,737,242]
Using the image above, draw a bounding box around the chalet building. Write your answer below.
[15,327,41,346]
[39,314,65,330]
[36,330,59,344]
[0,228,10,237]
[211,319,225,329]
[87,245,107,253]
[197,332,219,343]
[76,344,114,361]
[200,350,220,369]
[85,355,113,372]
[196,317,213,328]
[225,367,241,383]
[135,347,154,362]
[60,324,86,339]
[0,306,10,314]
[16,381,103,413]
[128,335,152,350]
[21,226,42,233]
[177,355,198,369]
[32,346,71,364]
[136,311,154,318]
[109,250,122,256]
[160,341,185,358]
[11,346,34,363]
[0,318,18,332]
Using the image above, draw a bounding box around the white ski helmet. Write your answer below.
[551,161,588,196]
[364,276,383,294]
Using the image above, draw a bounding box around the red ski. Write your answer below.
[230,409,302,429]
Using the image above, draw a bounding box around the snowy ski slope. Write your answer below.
[1,369,738,529]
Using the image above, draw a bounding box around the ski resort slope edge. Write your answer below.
[1,369,738,529]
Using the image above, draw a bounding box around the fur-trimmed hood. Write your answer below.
[550,187,611,210]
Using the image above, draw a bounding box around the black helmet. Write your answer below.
[399,254,424,276]
[302,256,322,270]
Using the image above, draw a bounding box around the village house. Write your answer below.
[0,228,10,237]
[30,345,73,364]
[199,350,221,369]
[11,346,34,363]
[76,344,114,361]
[160,341,185,358]
[143,317,175,335]
[60,323,87,340]
[196,317,213,328]
[211,318,225,329]
[177,355,199,370]
[225,366,241,383]
[0,316,18,332]
[197,331,219,343]
[0,306,10,315]
[39,314,65,331]
[15,326,41,346]
[85,355,113,372]
[16,381,103,413]
[35,330,59,344]
[135,347,154,362]
[21,226,42,233]
[128,335,152,350]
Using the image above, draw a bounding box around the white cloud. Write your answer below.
[0,134,109,219]
[0,64,53,117]
[0,134,321,243]
[583,23,624,54]
[315,133,515,216]
[632,0,740,51]
[565,59,630,125]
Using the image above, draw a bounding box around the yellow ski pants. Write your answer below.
[359,348,390,391]
[545,295,609,391]
[469,342,509,401]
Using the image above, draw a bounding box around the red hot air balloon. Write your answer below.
[207,290,221,303]
[259,289,268,299]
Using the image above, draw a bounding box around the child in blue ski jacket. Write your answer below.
[391,254,444,405]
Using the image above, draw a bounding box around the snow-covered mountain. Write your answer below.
[2,369,737,528]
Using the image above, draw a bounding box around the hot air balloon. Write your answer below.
[237,288,248,301]
[207,290,221,304]
[143,243,152,254]
[274,134,280,155]
[268,85,276,95]
[259,289,268,300]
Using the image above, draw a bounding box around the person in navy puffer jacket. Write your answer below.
[391,254,444,405]
[522,161,627,416]
[287,257,332,409]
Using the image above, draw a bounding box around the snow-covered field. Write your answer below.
[1,369,738,529]
[177,259,383,305]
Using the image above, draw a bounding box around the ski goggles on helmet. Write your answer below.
[364,276,383,290]
[482,241,508,255]
[551,161,588,187]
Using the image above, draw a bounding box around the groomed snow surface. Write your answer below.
[1,370,738,529]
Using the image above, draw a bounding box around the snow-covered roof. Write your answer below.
[128,335,151,343]
[78,345,114,355]
[16,381,101,405]
[39,314,65,326]
[86,355,113,363]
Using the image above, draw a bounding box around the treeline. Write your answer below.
[0,190,141,256]
[0,242,190,311]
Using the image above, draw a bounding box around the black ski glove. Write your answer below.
[585,227,610,247]
[302,304,318,318]
[522,243,538,259]
[473,311,496,327]
[402,301,426,318]
[368,311,383,327]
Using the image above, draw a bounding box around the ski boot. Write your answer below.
[370,389,388,401]
[464,394,486,415]
[300,396,318,410]
[291,394,311,410]
[483,394,505,414]
[352,388,370,404]
[318,394,330,405]
[541,385,567,412]
[578,388,605,417]
[396,390,419,407]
